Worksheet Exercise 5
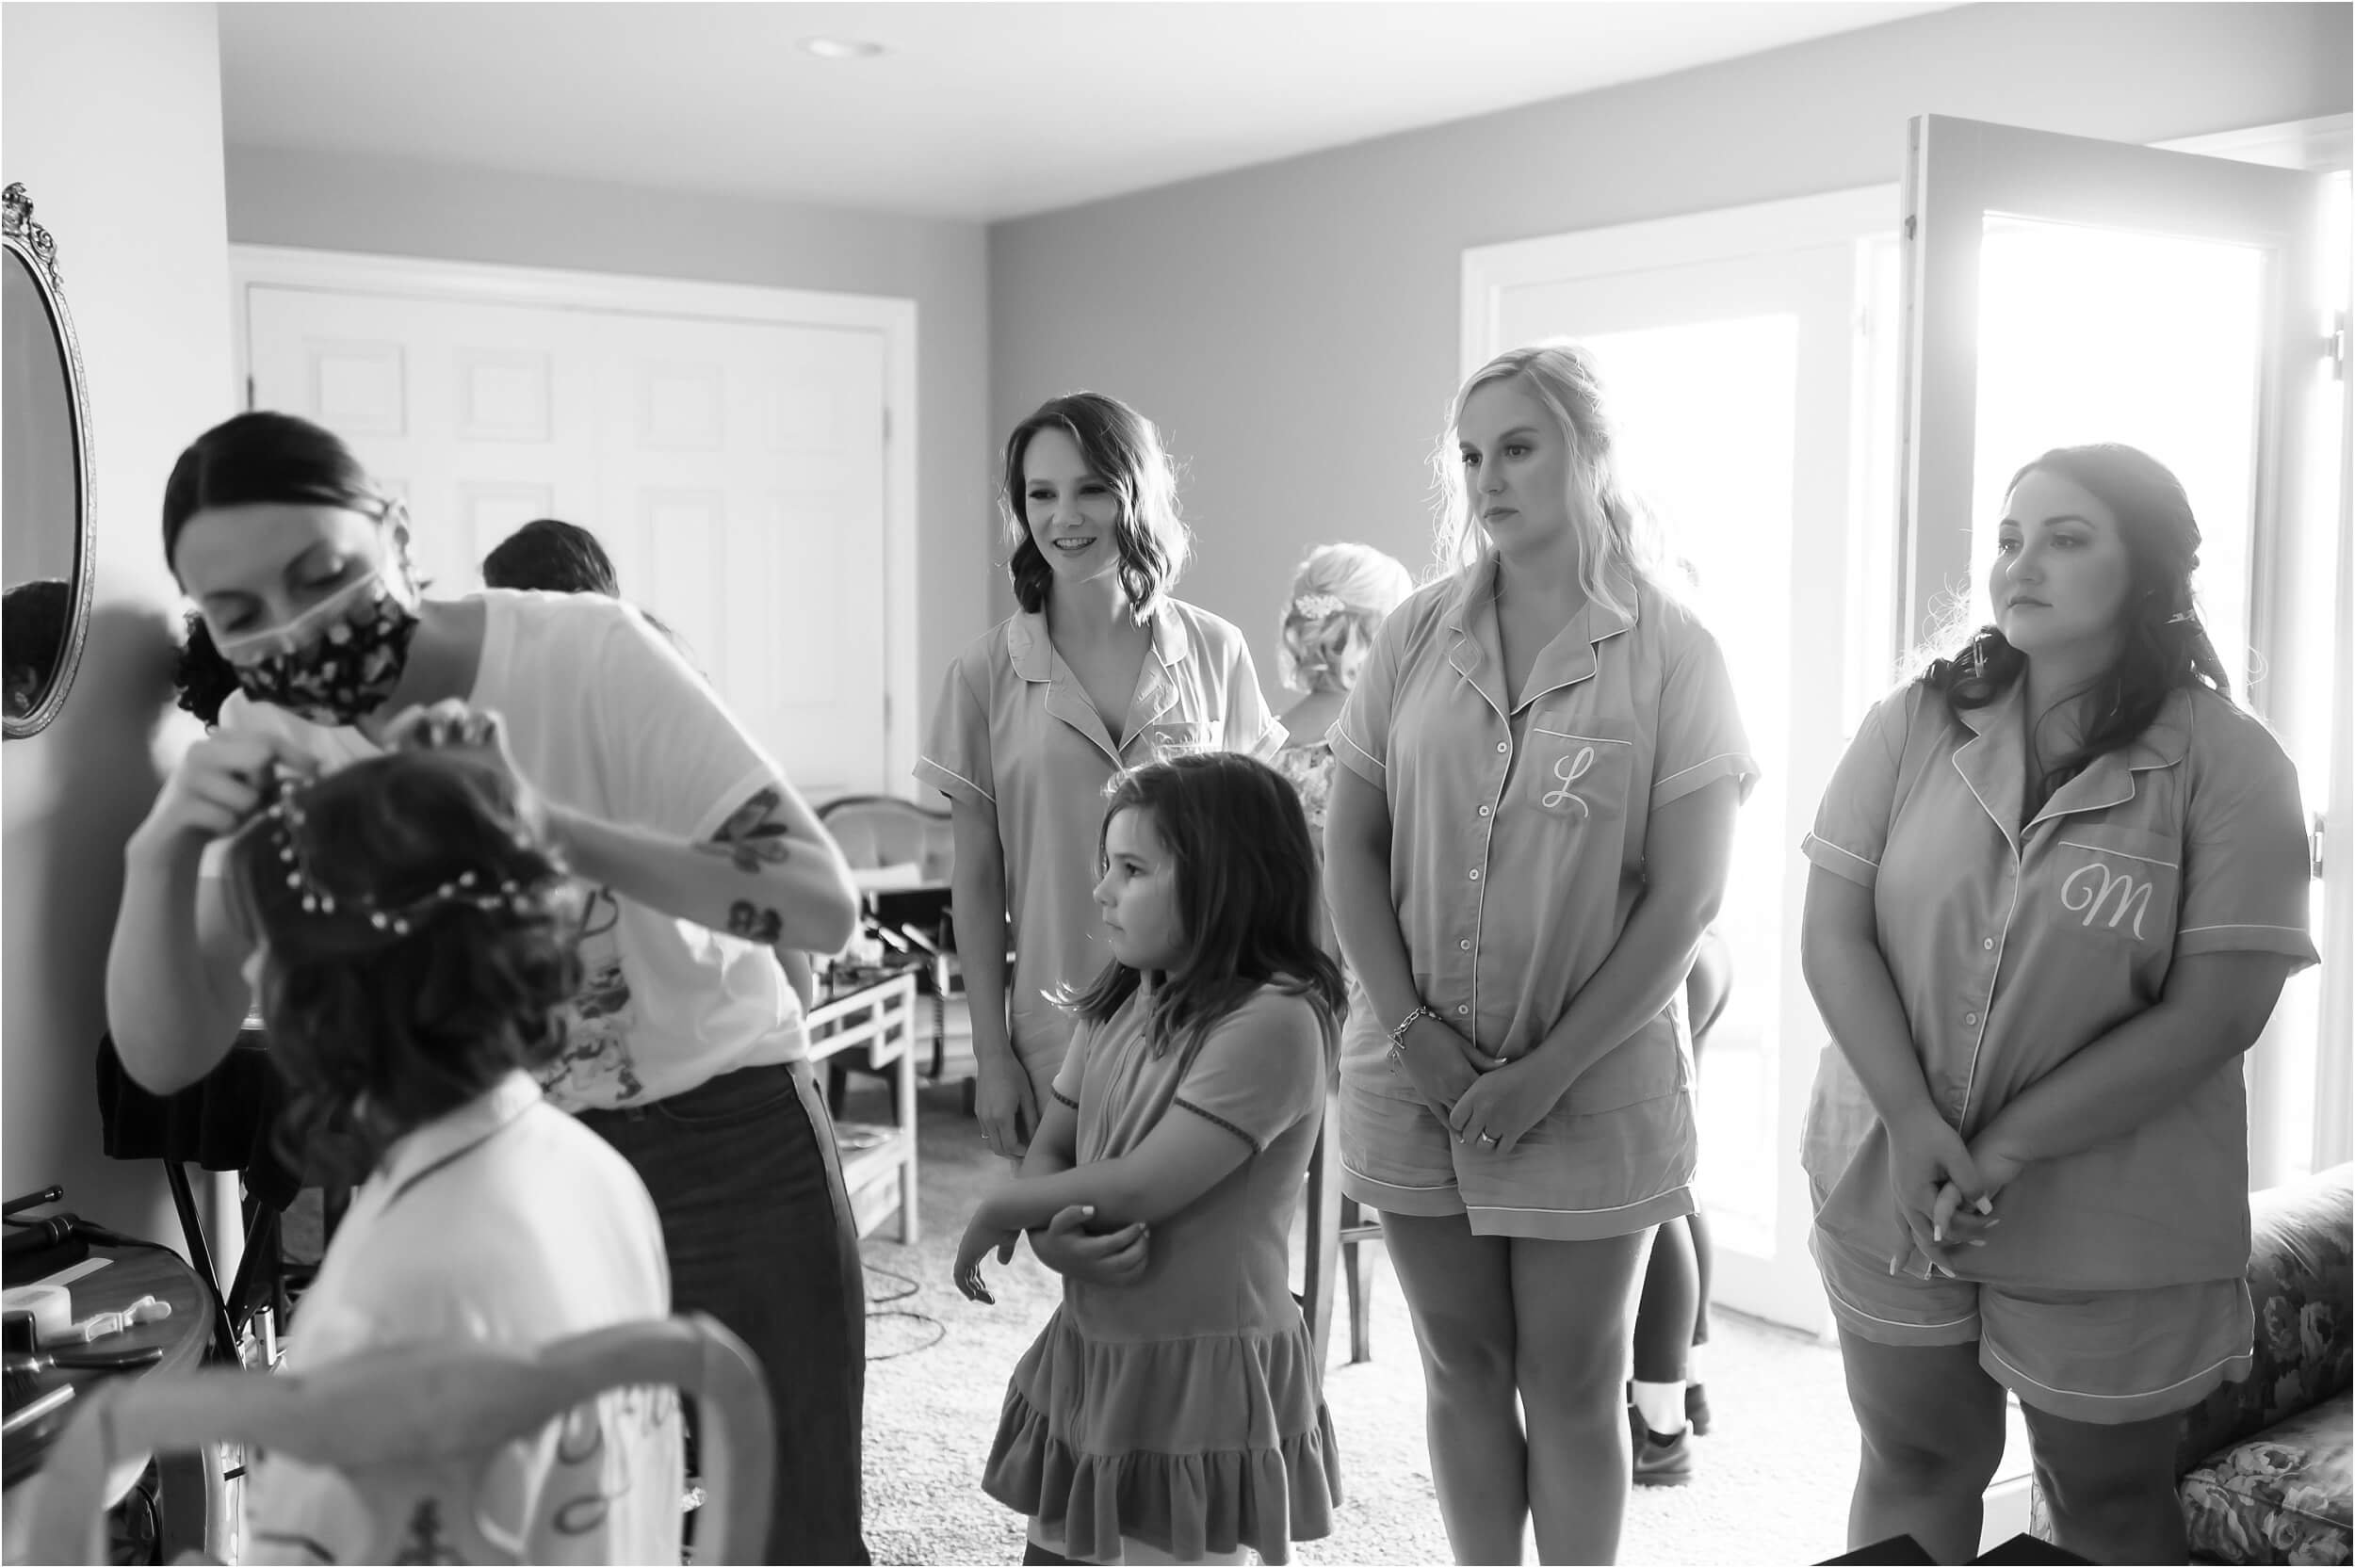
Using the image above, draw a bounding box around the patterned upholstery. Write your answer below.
[2030,1163,2351,1564]
[2180,1392,2352,1565]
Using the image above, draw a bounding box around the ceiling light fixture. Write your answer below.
[799,37,885,60]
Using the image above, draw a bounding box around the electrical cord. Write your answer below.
[862,1263,944,1361]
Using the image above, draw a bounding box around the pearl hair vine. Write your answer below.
[256,765,549,938]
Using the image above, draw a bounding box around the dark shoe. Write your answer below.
[1630,1404,1695,1487]
[1686,1380,1712,1436]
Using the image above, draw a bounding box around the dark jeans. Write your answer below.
[580,1059,870,1566]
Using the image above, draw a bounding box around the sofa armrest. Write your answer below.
[2174,1162,2353,1474]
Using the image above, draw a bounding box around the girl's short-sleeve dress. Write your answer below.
[982,984,1341,1564]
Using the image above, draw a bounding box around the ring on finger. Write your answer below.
[1477,1130,1499,1148]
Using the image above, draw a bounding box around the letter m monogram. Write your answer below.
[2060,860,2153,940]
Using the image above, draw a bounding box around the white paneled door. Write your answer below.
[238,251,911,801]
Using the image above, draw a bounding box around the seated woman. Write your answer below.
[229,741,681,1565]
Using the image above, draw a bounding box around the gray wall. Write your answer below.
[3,1,236,1238]
[222,147,997,743]
[988,1,2355,696]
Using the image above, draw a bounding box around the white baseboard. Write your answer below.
[1981,1473,2035,1553]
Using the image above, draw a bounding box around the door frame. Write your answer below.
[228,243,921,790]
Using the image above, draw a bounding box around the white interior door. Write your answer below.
[1901,114,2349,1182]
[1470,188,1903,1333]
[242,267,901,801]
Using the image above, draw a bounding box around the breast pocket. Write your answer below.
[1135,719,1220,763]
[2051,827,2180,950]
[1520,726,1634,829]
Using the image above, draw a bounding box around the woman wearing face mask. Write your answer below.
[105,411,870,1566]
[1800,445,2314,1564]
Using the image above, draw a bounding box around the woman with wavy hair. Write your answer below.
[1799,444,2315,1562]
[1324,344,1755,1562]
[225,741,680,1565]
[918,392,1282,1172]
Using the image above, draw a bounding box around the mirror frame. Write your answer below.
[3,181,96,740]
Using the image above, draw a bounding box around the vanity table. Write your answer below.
[805,966,920,1243]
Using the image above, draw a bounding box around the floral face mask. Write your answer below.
[214,560,421,727]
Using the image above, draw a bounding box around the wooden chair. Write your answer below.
[1303,1103,1384,1369]
[17,1313,773,1566]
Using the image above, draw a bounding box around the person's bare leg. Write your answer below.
[2021,1403,2187,1564]
[1838,1331,2008,1562]
[1511,1231,1650,1563]
[1381,1210,1528,1565]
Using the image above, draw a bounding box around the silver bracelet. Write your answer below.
[1386,1003,1437,1073]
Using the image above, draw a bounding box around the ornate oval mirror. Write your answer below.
[4,182,95,739]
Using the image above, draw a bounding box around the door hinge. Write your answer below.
[2314,811,2330,881]
[2327,315,2347,380]
[245,374,256,411]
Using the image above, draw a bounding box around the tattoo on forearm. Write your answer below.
[699,785,794,873]
[728,900,785,944]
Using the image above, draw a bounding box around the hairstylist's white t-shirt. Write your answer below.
[208,590,808,1107]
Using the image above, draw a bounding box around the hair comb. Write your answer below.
[1291,591,1346,621]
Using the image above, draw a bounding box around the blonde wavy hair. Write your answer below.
[1277,542,1416,693]
[1433,343,1681,620]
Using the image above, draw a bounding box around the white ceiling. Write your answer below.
[218,2,1952,224]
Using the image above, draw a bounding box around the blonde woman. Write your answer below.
[1324,345,1754,1563]
[1271,542,1416,838]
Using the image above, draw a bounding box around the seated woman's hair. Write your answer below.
[1064,752,1346,1070]
[228,750,582,1185]
[1001,392,1192,617]
[3,577,73,719]
[482,518,622,598]
[1433,343,1681,622]
[1279,542,1416,693]
[1923,443,2234,802]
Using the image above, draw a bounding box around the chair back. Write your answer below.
[820,793,953,880]
[20,1312,771,1565]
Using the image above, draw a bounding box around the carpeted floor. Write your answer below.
[849,1079,1871,1566]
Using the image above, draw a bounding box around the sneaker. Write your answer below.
[1686,1381,1712,1437]
[1629,1404,1696,1488]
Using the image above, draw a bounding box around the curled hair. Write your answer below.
[227,750,583,1186]
[1064,752,1346,1073]
[1433,344,1681,620]
[1921,443,2235,816]
[173,611,240,729]
[1277,542,1416,694]
[162,412,388,573]
[1001,392,1192,616]
[483,518,621,598]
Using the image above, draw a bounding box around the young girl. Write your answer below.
[227,744,680,1565]
[1324,344,1753,1564]
[954,753,1344,1567]
[107,412,866,1565]
[918,393,1282,1164]
[1801,444,2315,1563]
